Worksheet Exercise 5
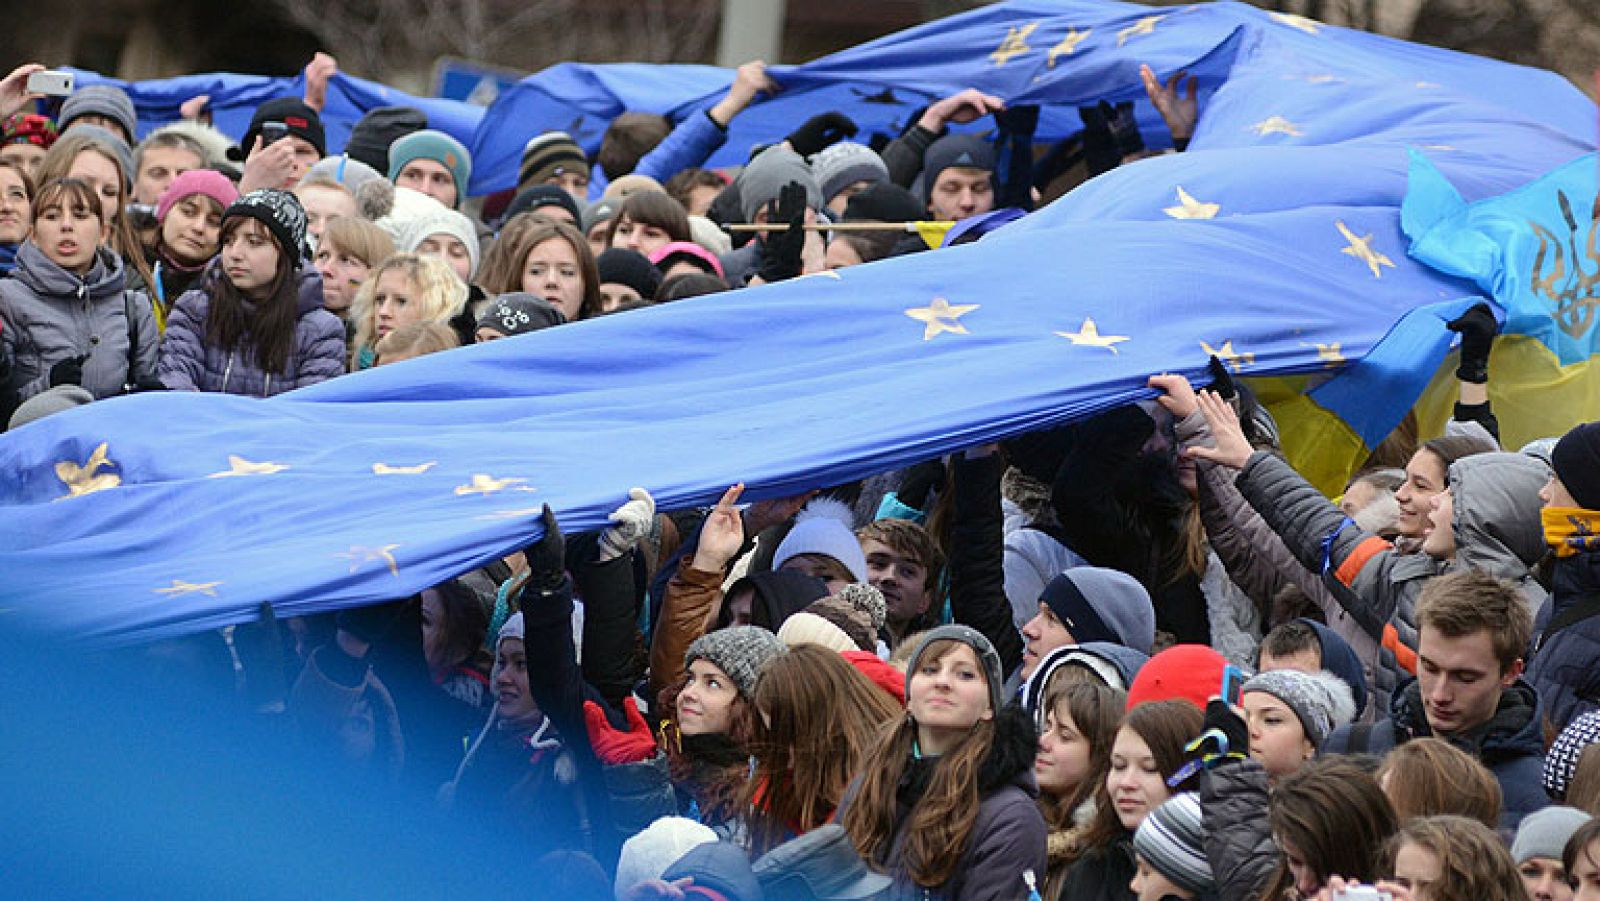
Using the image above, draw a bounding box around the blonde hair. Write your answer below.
[321,215,395,268]
[349,253,467,368]
[374,321,459,363]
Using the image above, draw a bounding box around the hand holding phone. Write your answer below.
[25,70,74,97]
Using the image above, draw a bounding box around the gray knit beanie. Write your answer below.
[61,85,137,140]
[738,145,821,223]
[1241,669,1356,748]
[1511,806,1591,865]
[684,626,786,698]
[809,141,888,205]
[906,624,1004,716]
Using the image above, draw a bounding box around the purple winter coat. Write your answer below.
[158,263,345,397]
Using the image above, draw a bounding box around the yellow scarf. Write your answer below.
[1543,507,1600,558]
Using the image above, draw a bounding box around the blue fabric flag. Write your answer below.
[2,1,1593,644]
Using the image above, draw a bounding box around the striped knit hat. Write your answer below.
[1132,793,1212,895]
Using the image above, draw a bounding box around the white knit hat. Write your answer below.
[614,816,718,898]
[772,497,868,583]
[776,611,856,653]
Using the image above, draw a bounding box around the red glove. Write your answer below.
[583,696,660,765]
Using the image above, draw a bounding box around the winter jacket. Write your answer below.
[158,263,344,396]
[649,560,724,702]
[1054,835,1135,901]
[882,124,942,190]
[838,705,1048,901]
[1199,759,1279,901]
[1323,679,1548,829]
[950,452,1026,680]
[0,241,159,402]
[635,109,729,185]
[1235,451,1548,695]
[126,254,207,332]
[287,644,406,784]
[1526,547,1600,733]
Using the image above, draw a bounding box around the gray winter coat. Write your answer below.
[158,264,344,397]
[1199,759,1278,901]
[1236,451,1548,690]
[0,241,158,402]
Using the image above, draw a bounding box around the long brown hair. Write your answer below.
[209,216,299,375]
[657,668,761,827]
[1385,815,1526,901]
[36,132,153,289]
[1075,700,1203,853]
[604,189,691,246]
[482,218,600,319]
[1038,680,1126,830]
[1375,737,1501,829]
[842,638,997,888]
[744,645,900,853]
[1268,757,1398,892]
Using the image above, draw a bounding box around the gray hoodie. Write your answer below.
[0,241,158,402]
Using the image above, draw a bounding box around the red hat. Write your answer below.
[1125,644,1229,711]
[2,113,57,149]
[842,650,905,706]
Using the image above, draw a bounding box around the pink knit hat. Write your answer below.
[156,169,239,224]
[648,240,724,279]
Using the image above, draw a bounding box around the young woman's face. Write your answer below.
[908,643,993,738]
[598,281,641,312]
[1243,691,1313,780]
[1035,702,1094,797]
[417,233,472,285]
[0,142,46,180]
[296,185,356,247]
[0,167,31,243]
[1106,726,1169,832]
[1396,449,1448,538]
[777,553,851,594]
[611,214,672,256]
[520,237,584,321]
[68,150,122,222]
[220,218,282,298]
[1573,839,1600,901]
[1391,840,1441,899]
[314,240,371,314]
[1421,488,1457,560]
[1279,838,1322,899]
[33,197,102,273]
[419,589,448,675]
[372,269,422,339]
[1518,856,1573,901]
[677,658,738,736]
[491,637,539,721]
[160,195,222,265]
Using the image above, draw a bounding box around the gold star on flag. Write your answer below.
[455,474,533,497]
[1202,340,1255,372]
[208,455,288,478]
[990,22,1039,66]
[1048,28,1091,66]
[1117,15,1163,46]
[476,506,547,522]
[1336,221,1396,278]
[1055,318,1130,354]
[1269,12,1323,34]
[1163,186,1219,220]
[373,461,437,475]
[54,442,120,499]
[154,579,222,598]
[1303,342,1347,367]
[1251,116,1303,137]
[1415,81,1441,89]
[335,544,402,577]
[905,298,980,341]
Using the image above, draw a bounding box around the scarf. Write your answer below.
[1544,507,1600,558]
[0,242,16,275]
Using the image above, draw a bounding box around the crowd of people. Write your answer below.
[1,49,1599,901]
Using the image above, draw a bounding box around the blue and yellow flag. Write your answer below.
[2,2,1594,643]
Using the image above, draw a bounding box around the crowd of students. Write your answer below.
[2,50,1600,901]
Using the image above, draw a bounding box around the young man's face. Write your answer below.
[927,166,993,222]
[1258,646,1321,675]
[1415,624,1519,736]
[861,537,931,627]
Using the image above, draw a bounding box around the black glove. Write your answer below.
[756,181,808,283]
[1206,354,1238,400]
[1203,698,1250,756]
[49,354,87,388]
[1078,404,1156,460]
[1447,302,1498,384]
[897,458,948,511]
[526,504,567,595]
[1080,101,1144,177]
[784,111,858,158]
[129,377,167,393]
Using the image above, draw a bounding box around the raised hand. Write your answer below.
[1148,373,1200,420]
[598,487,655,562]
[1139,64,1199,144]
[0,64,46,121]
[691,483,746,573]
[302,52,338,112]
[919,87,1006,132]
[582,696,660,765]
[1185,389,1254,470]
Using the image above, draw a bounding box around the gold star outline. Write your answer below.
[373,461,437,475]
[1202,340,1255,373]
[335,544,402,577]
[1250,116,1303,137]
[904,298,980,341]
[991,21,1039,66]
[208,455,289,478]
[1055,318,1130,354]
[1163,186,1219,220]
[1269,12,1323,34]
[455,474,535,497]
[476,506,548,522]
[1048,29,1091,67]
[1117,15,1163,47]
[55,442,120,499]
[1336,221,1396,279]
[1302,342,1347,367]
[154,579,223,598]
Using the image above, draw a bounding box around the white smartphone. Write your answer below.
[26,70,75,97]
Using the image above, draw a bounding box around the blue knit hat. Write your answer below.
[1039,567,1156,655]
[387,130,472,208]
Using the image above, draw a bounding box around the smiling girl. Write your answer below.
[347,253,467,370]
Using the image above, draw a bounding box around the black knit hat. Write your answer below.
[345,106,427,174]
[475,293,566,337]
[596,248,662,300]
[1553,421,1600,509]
[842,181,924,223]
[503,184,582,225]
[238,98,326,160]
[519,131,588,191]
[223,189,307,261]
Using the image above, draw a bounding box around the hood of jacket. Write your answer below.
[724,569,830,631]
[1302,618,1370,720]
[1391,677,1544,760]
[13,240,126,301]
[1450,452,1550,574]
